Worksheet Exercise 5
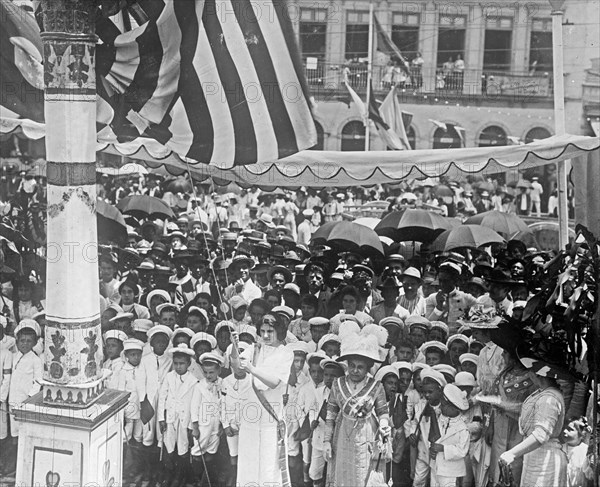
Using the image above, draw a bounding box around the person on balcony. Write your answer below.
[411,53,424,89]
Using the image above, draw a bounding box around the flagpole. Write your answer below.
[365,0,374,151]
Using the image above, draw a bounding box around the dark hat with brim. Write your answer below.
[486,267,519,286]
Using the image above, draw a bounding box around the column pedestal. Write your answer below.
[13,390,129,487]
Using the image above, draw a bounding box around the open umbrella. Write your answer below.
[465,211,529,238]
[96,199,127,245]
[434,185,454,198]
[167,176,192,193]
[474,181,495,193]
[375,209,455,242]
[430,225,505,252]
[312,221,384,257]
[116,195,175,220]
[353,217,381,230]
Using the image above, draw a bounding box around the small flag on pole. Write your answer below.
[368,83,405,150]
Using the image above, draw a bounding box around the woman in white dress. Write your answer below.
[231,313,294,486]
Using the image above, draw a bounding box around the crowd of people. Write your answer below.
[0,171,596,487]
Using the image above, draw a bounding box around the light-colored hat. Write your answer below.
[215,321,235,335]
[318,334,341,350]
[228,295,248,311]
[411,362,429,373]
[191,332,217,350]
[109,311,134,323]
[290,342,311,355]
[132,319,153,333]
[433,364,457,379]
[439,261,462,275]
[337,332,383,363]
[271,305,294,321]
[420,368,447,388]
[146,289,171,309]
[320,357,348,373]
[447,334,470,348]
[459,352,479,365]
[308,317,329,327]
[430,321,449,336]
[168,342,195,357]
[172,327,194,340]
[238,325,258,341]
[187,306,209,323]
[258,213,275,228]
[123,338,144,352]
[156,303,179,315]
[302,209,314,217]
[103,329,128,343]
[307,350,328,364]
[392,361,413,372]
[15,319,41,337]
[198,352,224,366]
[374,365,399,382]
[379,316,404,329]
[443,383,469,411]
[406,315,431,331]
[147,325,174,341]
[457,304,502,330]
[402,267,422,280]
[283,283,301,295]
[454,371,476,388]
[421,340,448,355]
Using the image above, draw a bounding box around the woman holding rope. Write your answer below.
[230,313,294,486]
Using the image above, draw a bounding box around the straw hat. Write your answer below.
[443,384,469,411]
[337,332,383,363]
[457,304,502,330]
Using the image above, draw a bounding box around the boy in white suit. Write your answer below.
[428,384,470,487]
[407,368,447,487]
[310,357,345,486]
[158,343,198,486]
[190,352,224,487]
[7,320,43,476]
[0,320,12,442]
[140,325,173,483]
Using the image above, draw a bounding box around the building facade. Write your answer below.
[290,0,599,151]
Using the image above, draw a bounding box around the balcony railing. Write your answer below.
[303,61,554,98]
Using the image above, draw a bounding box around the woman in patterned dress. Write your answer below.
[488,347,537,486]
[322,332,391,487]
[499,358,568,487]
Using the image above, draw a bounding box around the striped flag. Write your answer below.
[94,0,317,167]
[0,0,44,122]
[369,84,407,150]
[373,15,409,72]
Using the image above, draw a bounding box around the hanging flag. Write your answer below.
[373,15,409,72]
[96,0,317,167]
[429,119,448,131]
[0,0,44,122]
[368,83,406,150]
[343,72,368,123]
[448,124,467,148]
[379,87,412,150]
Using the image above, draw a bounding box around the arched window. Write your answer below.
[525,127,551,144]
[309,122,325,150]
[433,125,461,149]
[478,125,507,147]
[406,125,416,149]
[341,121,365,151]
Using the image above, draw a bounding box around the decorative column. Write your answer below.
[14,1,128,485]
[39,0,104,400]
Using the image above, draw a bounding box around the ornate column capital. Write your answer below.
[40,0,97,36]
